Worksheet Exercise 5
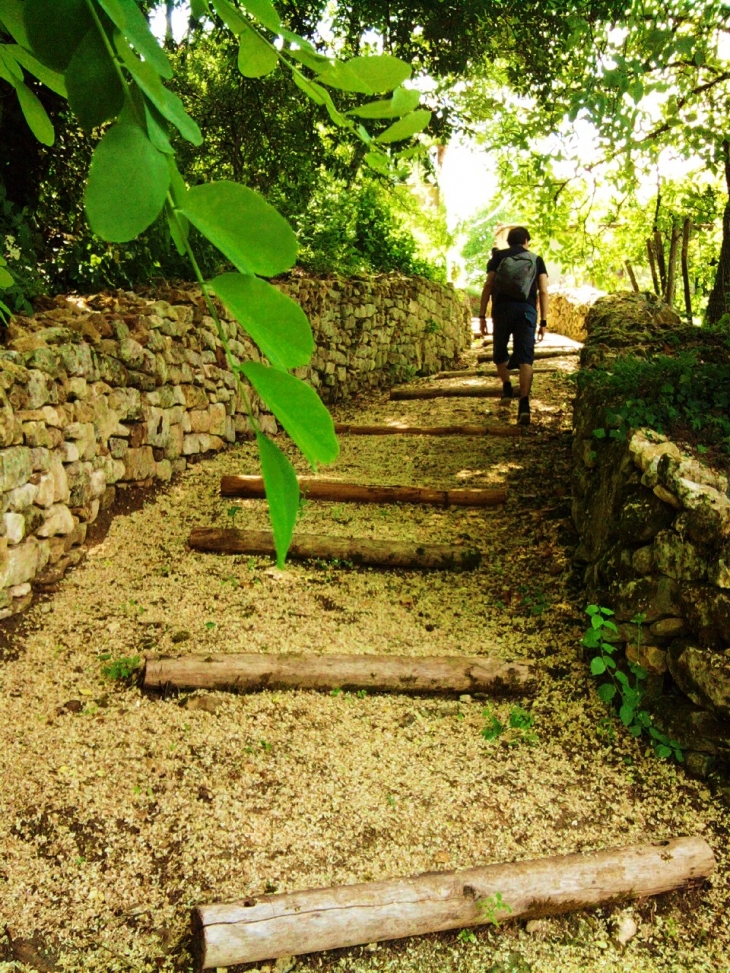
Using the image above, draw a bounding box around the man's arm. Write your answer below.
[479,271,496,334]
[537,273,549,341]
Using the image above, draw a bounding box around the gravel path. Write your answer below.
[1,340,728,973]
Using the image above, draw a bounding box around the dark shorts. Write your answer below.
[492,302,538,366]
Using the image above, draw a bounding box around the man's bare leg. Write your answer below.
[518,363,533,398]
[496,361,510,384]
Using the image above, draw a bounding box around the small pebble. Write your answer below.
[615,915,638,945]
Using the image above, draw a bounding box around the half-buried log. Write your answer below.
[477,348,579,363]
[434,366,564,379]
[390,385,501,400]
[221,476,507,507]
[191,837,714,970]
[189,528,482,570]
[334,422,521,438]
[145,653,536,695]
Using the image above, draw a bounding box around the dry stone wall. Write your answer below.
[546,286,604,342]
[0,275,471,619]
[572,293,730,777]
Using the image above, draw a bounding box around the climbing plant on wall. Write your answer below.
[0,0,431,564]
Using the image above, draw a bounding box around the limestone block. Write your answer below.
[626,642,667,675]
[632,546,653,575]
[56,441,80,463]
[109,437,129,459]
[208,403,227,436]
[72,499,100,523]
[108,387,142,421]
[124,446,156,481]
[611,575,682,623]
[678,584,730,648]
[0,446,32,492]
[27,370,51,408]
[0,536,46,587]
[6,482,38,511]
[650,617,687,639]
[8,582,30,598]
[3,512,25,544]
[37,503,75,537]
[22,422,52,448]
[66,377,89,400]
[164,424,184,460]
[117,336,146,368]
[189,409,211,433]
[709,560,730,589]
[156,459,172,482]
[96,456,125,485]
[180,385,209,409]
[652,529,706,582]
[668,640,730,717]
[89,469,107,498]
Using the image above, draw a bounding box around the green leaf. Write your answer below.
[15,81,54,145]
[590,657,606,676]
[65,27,124,131]
[116,39,202,145]
[592,427,607,439]
[144,100,174,154]
[581,628,600,649]
[364,151,391,174]
[211,0,247,33]
[347,86,420,119]
[97,0,172,78]
[375,109,431,143]
[238,23,278,78]
[9,44,67,95]
[590,614,603,630]
[166,201,188,257]
[179,181,297,278]
[292,71,328,105]
[256,432,298,568]
[287,46,331,72]
[0,0,30,46]
[0,264,14,288]
[619,703,635,726]
[240,0,281,32]
[0,45,23,82]
[316,59,374,95]
[190,0,210,17]
[241,362,338,468]
[597,683,617,702]
[210,273,313,369]
[655,744,672,759]
[85,123,170,242]
[348,54,411,93]
[23,0,93,71]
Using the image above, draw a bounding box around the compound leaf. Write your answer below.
[97,0,172,78]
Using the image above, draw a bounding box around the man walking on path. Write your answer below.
[478,226,549,426]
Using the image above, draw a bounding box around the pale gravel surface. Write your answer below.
[1,343,729,973]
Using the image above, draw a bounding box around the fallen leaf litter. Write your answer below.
[1,350,728,973]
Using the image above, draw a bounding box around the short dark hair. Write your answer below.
[507,226,531,246]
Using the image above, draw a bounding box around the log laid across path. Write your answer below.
[192,836,714,970]
[434,366,566,379]
[188,528,482,570]
[334,422,522,438]
[477,348,580,363]
[390,385,501,401]
[144,653,536,696]
[221,476,507,507]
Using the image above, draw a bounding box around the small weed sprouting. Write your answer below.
[424,318,441,335]
[330,687,343,697]
[517,583,549,616]
[204,621,216,631]
[101,654,141,681]
[481,706,537,746]
[478,891,512,926]
[226,505,241,528]
[583,605,683,762]
[457,928,477,944]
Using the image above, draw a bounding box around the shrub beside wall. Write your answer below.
[0,275,471,618]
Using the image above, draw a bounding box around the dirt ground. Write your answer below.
[1,337,729,973]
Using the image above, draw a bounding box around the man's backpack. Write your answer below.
[493,250,539,301]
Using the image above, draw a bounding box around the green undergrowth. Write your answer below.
[578,345,730,467]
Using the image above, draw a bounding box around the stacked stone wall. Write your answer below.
[0,274,471,618]
[572,292,730,777]
[546,286,604,342]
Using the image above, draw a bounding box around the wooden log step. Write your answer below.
[220,476,507,508]
[145,653,536,696]
[434,366,564,379]
[188,528,482,570]
[390,385,501,400]
[334,422,521,438]
[192,836,714,970]
[477,348,580,363]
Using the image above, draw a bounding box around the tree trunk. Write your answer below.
[665,223,680,306]
[647,239,660,295]
[653,229,667,294]
[220,477,507,508]
[188,528,482,570]
[144,653,536,696]
[624,261,639,292]
[390,386,502,400]
[706,141,730,324]
[191,837,714,970]
[681,217,692,322]
[334,423,522,437]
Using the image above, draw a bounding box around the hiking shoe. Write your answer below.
[499,381,514,406]
[518,396,531,425]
